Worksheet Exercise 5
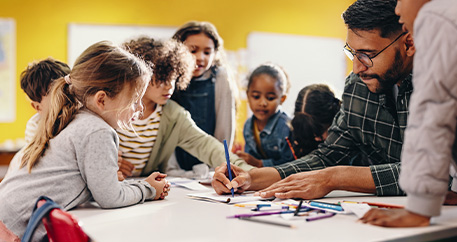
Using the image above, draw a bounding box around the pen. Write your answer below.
[238,217,296,228]
[306,212,336,222]
[294,200,303,216]
[363,202,404,209]
[223,139,234,197]
[285,137,298,160]
[309,201,344,212]
[234,204,259,208]
[252,204,290,211]
[341,201,404,209]
[227,210,295,219]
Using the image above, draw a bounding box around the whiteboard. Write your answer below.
[247,32,346,116]
[67,24,177,67]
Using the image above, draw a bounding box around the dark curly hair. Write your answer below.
[122,37,194,90]
[291,84,341,157]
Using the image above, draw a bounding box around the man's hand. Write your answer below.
[211,164,252,194]
[360,208,430,227]
[255,169,333,199]
[236,151,263,168]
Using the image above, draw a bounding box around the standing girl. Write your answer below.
[237,63,294,167]
[0,41,168,241]
[290,84,341,157]
[171,21,237,171]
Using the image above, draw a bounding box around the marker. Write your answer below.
[234,204,259,208]
[223,139,234,197]
[285,137,298,160]
[363,202,404,209]
[239,217,296,228]
[306,212,336,222]
[227,210,295,219]
[252,205,290,211]
[309,201,344,212]
[294,200,303,216]
[341,201,404,209]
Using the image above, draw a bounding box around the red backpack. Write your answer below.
[22,196,91,242]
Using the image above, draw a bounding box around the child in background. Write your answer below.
[0,41,169,241]
[290,84,341,158]
[237,63,294,167]
[171,21,237,171]
[117,37,252,179]
[4,58,70,177]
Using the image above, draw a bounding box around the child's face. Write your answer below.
[99,82,144,129]
[143,78,176,106]
[183,33,215,78]
[31,95,50,114]
[247,74,286,124]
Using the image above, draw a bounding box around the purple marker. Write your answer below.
[227,210,295,219]
[306,212,336,222]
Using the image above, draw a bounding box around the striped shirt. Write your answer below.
[117,105,163,176]
[275,73,413,196]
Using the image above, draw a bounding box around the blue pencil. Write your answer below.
[223,139,235,197]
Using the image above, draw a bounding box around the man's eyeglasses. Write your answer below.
[343,32,407,68]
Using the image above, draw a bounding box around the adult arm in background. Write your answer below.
[361,3,457,227]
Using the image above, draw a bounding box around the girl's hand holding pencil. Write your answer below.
[212,163,251,195]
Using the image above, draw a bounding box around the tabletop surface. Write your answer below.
[70,183,457,242]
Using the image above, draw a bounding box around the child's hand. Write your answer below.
[159,181,171,200]
[236,151,263,168]
[118,151,134,177]
[144,172,168,200]
[117,171,125,181]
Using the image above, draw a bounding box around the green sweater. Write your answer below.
[141,100,253,176]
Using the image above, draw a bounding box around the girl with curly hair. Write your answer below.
[117,37,252,179]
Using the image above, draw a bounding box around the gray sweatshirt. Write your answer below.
[0,109,156,240]
[399,0,457,217]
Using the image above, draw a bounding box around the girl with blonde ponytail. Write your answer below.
[0,41,170,241]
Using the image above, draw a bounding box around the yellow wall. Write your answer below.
[0,0,353,143]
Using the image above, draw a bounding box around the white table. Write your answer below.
[70,186,457,242]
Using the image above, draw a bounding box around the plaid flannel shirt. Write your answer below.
[275,72,413,196]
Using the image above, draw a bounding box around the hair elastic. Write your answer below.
[64,75,71,85]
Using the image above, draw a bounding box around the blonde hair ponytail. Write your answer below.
[21,77,81,172]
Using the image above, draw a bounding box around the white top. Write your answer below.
[399,0,457,217]
[24,113,40,143]
[4,113,41,178]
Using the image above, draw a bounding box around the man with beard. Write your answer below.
[211,0,416,199]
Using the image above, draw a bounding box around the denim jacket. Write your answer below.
[243,110,294,166]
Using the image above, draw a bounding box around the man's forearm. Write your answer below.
[326,166,376,194]
[248,167,282,191]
